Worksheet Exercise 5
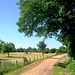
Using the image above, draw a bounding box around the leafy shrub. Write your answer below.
[56,49,62,55]
[56,46,67,55]
[44,49,49,54]
[68,60,75,74]
[50,48,56,53]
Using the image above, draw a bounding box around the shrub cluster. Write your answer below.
[68,60,75,75]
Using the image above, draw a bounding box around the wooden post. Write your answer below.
[16,60,18,67]
[40,56,41,59]
[37,57,38,61]
[24,58,25,65]
[34,57,35,62]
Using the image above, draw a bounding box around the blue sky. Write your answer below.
[0,0,62,49]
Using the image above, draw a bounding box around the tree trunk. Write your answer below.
[42,52,44,58]
[69,38,75,59]
[8,52,9,57]
[26,52,28,54]
[30,52,31,54]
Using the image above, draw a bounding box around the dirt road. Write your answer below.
[18,54,67,75]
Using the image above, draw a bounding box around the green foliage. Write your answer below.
[56,49,62,55]
[44,48,49,54]
[56,46,67,55]
[37,41,47,55]
[50,48,56,53]
[16,47,38,53]
[0,61,16,75]
[0,40,5,53]
[59,46,65,50]
[28,47,32,54]
[24,49,28,54]
[32,48,38,52]
[2,43,16,57]
[16,48,25,52]
[16,0,75,59]
[68,60,75,75]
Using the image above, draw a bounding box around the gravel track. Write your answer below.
[18,54,67,75]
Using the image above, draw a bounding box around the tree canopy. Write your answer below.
[17,0,75,59]
[50,48,57,53]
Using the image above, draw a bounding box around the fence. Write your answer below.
[15,55,49,67]
[0,55,52,74]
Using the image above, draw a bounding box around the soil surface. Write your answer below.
[18,54,67,75]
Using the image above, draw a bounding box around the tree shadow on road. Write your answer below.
[54,62,70,68]
[50,58,60,59]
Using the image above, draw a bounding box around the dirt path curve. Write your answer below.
[18,54,67,75]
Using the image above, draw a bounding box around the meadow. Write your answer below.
[0,52,55,62]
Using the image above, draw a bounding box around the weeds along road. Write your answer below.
[18,54,67,75]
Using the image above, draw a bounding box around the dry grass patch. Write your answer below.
[0,52,55,62]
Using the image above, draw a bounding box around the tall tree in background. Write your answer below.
[28,47,32,54]
[2,43,15,57]
[24,49,28,54]
[37,41,46,57]
[16,0,75,59]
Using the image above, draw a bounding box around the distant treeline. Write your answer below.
[0,39,68,57]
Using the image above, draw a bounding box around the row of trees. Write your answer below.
[16,47,38,53]
[0,39,68,57]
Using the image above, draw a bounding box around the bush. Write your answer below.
[68,60,75,74]
[56,46,67,55]
[44,50,49,54]
[56,49,62,55]
[50,48,56,53]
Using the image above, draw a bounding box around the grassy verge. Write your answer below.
[67,60,75,75]
[4,61,41,75]
[53,55,71,75]
[53,55,75,75]
[2,54,56,75]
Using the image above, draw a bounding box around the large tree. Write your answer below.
[16,0,75,59]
